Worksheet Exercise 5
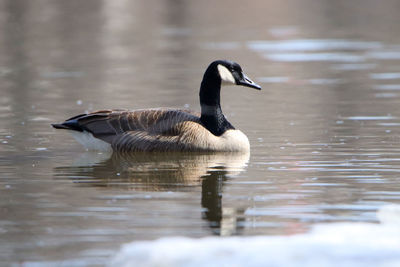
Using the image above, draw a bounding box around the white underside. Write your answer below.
[211,129,250,152]
[70,131,112,152]
[68,129,249,152]
[187,128,250,152]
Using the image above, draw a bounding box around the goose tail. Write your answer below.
[51,123,69,129]
[51,120,83,132]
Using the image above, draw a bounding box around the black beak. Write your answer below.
[237,73,261,90]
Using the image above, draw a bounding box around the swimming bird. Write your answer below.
[52,60,261,152]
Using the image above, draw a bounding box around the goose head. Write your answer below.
[200,60,261,107]
[202,60,261,90]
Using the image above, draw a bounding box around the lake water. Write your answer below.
[1,0,400,266]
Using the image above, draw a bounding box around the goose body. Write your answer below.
[52,60,261,152]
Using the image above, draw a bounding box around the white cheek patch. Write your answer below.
[217,64,236,85]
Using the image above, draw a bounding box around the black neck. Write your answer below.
[199,69,235,136]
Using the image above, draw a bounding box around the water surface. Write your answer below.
[2,0,400,265]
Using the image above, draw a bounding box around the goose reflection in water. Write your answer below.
[54,151,249,235]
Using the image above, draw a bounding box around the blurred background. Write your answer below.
[2,0,400,265]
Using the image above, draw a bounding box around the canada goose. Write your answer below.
[52,60,261,152]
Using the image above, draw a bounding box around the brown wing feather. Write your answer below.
[67,108,202,150]
[111,120,207,152]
